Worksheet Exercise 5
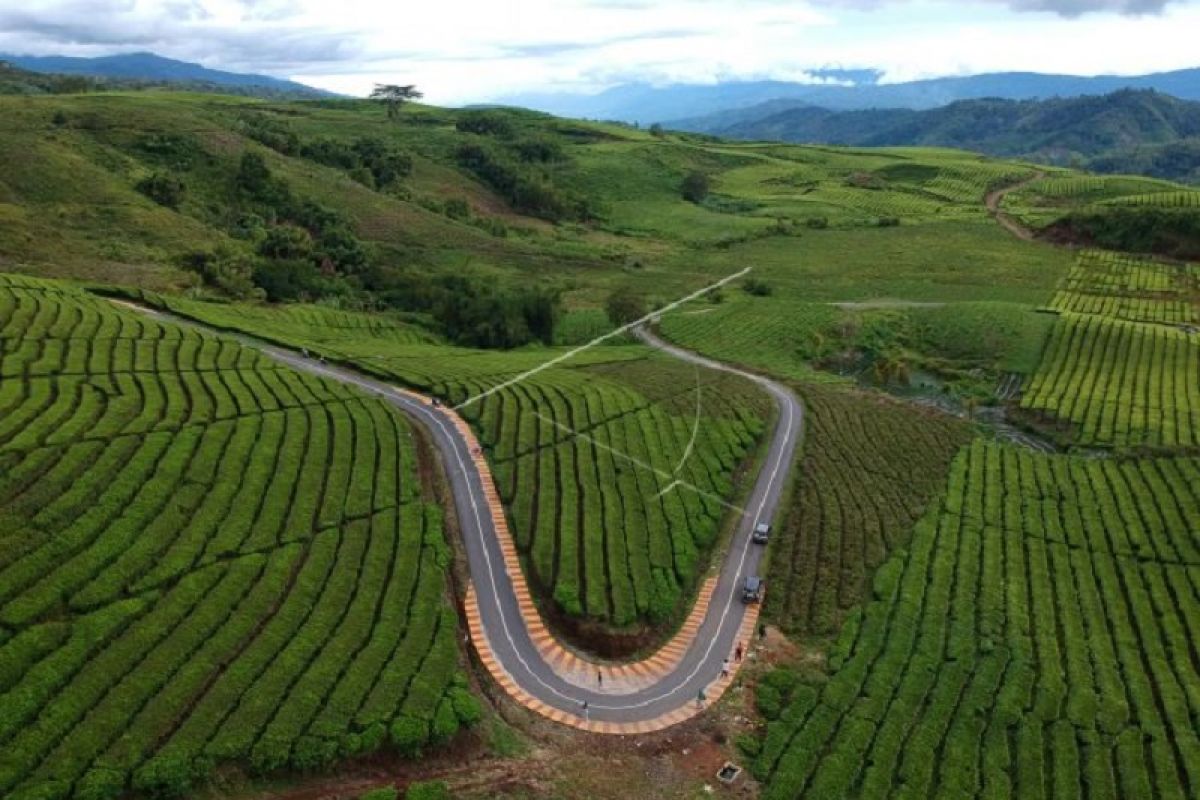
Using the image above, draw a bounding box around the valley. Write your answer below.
[0,85,1197,800]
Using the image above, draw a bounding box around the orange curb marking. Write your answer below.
[396,387,760,733]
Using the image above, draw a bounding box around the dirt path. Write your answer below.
[985,172,1045,241]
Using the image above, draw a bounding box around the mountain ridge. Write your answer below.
[0,51,336,99]
[501,67,1200,124]
[672,89,1200,184]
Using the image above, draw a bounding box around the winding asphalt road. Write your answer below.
[114,301,803,728]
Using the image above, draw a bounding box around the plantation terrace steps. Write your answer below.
[112,300,802,733]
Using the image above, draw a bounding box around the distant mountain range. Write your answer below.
[673,90,1200,184]
[0,52,335,100]
[503,68,1200,124]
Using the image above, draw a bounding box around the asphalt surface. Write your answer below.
[115,302,803,726]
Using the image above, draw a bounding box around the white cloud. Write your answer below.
[0,0,1197,102]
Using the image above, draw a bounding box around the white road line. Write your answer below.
[112,300,802,720]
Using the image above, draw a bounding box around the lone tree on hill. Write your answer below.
[371,84,423,119]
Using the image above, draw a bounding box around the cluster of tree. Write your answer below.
[0,61,95,94]
[180,248,263,300]
[240,115,413,189]
[0,60,330,100]
[455,110,518,137]
[456,141,593,222]
[1086,138,1200,184]
[301,137,413,188]
[231,152,371,298]
[359,267,562,348]
[1045,207,1200,261]
[135,172,186,209]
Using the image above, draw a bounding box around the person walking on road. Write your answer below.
[735,642,744,662]
[597,670,603,688]
[696,688,706,708]
[721,658,730,678]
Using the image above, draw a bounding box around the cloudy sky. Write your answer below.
[0,0,1197,103]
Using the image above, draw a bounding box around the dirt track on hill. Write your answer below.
[985,172,1046,241]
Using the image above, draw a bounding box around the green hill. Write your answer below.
[2,88,1199,800]
[679,90,1200,184]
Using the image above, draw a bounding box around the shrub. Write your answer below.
[756,684,783,719]
[258,225,313,260]
[805,217,829,229]
[455,142,591,222]
[236,152,290,207]
[405,780,450,800]
[430,698,460,744]
[448,686,482,726]
[681,171,711,203]
[241,114,300,155]
[389,714,429,758]
[132,753,195,798]
[514,137,565,163]
[359,788,398,800]
[76,768,124,800]
[605,286,647,326]
[736,733,762,759]
[180,249,262,299]
[136,172,185,209]
[252,258,326,301]
[135,133,205,170]
[743,278,773,296]
[456,110,516,137]
[443,198,470,220]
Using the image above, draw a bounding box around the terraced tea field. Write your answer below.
[757,440,1200,800]
[1104,190,1200,209]
[0,278,472,798]
[1021,314,1200,448]
[457,358,770,626]
[121,293,771,631]
[658,298,844,382]
[1021,248,1200,449]
[765,385,972,635]
[1049,250,1200,325]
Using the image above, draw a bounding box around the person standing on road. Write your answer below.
[597,670,603,688]
[696,688,706,708]
[721,658,730,678]
[735,642,743,662]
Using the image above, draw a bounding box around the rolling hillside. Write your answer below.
[1,88,1199,800]
[502,67,1200,123]
[0,52,334,100]
[674,90,1200,183]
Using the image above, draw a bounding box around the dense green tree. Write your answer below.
[258,224,313,260]
[605,286,647,326]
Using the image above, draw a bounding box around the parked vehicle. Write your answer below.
[741,575,763,603]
